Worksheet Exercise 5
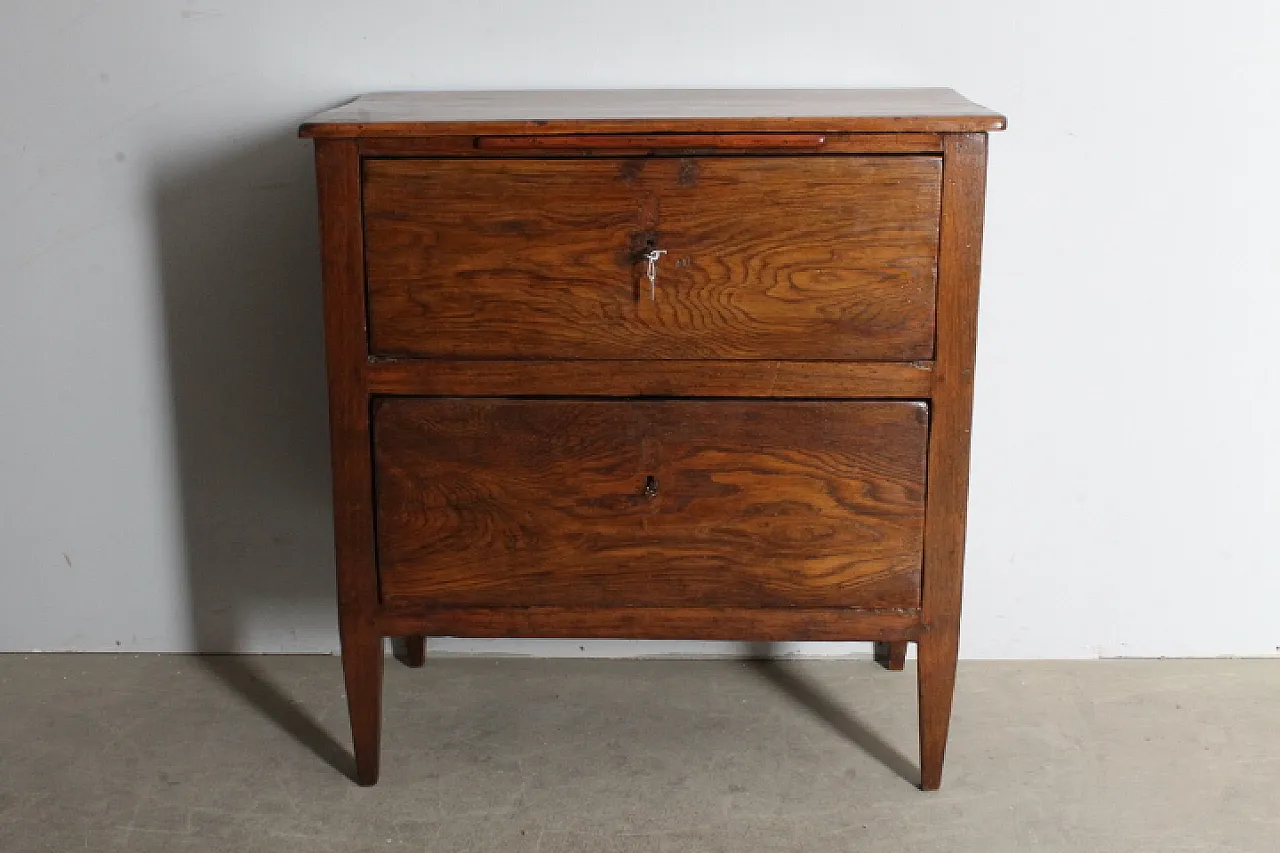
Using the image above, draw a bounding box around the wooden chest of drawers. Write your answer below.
[301,89,1004,788]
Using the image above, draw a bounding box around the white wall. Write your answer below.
[2,1,1277,658]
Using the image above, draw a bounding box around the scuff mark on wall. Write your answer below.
[181,8,223,21]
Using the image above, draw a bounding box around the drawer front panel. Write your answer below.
[374,399,928,608]
[363,156,941,360]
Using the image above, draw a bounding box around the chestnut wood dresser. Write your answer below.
[300,89,1005,788]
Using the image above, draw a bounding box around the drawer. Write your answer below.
[363,156,941,360]
[373,398,928,608]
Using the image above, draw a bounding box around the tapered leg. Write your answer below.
[914,134,988,792]
[318,138,385,787]
[874,641,908,671]
[404,634,426,668]
[340,620,384,786]
[917,625,960,791]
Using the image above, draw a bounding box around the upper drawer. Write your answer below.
[363,156,941,360]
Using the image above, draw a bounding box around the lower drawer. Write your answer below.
[373,399,928,609]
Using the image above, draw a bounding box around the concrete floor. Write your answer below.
[0,655,1276,852]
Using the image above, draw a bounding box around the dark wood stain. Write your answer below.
[363,156,941,360]
[677,158,699,186]
[302,89,1001,791]
[875,641,908,671]
[359,133,947,157]
[379,606,923,642]
[374,399,928,608]
[312,138,382,787]
[916,133,989,791]
[364,359,934,398]
[401,635,425,667]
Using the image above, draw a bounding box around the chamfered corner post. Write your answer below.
[918,132,988,791]
[314,137,385,786]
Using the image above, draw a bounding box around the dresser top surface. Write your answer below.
[299,89,1005,137]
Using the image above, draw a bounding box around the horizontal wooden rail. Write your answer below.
[475,133,828,151]
[364,359,934,399]
[357,133,944,157]
[378,606,924,642]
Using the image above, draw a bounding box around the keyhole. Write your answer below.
[642,475,659,499]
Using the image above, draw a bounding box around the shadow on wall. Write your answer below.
[146,120,921,787]
[149,125,353,778]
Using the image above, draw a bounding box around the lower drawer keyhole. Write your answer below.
[643,475,659,499]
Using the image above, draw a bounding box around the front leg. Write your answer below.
[340,617,384,786]
[917,624,959,790]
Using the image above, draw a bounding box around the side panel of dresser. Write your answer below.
[314,139,382,786]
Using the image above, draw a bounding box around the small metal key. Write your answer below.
[643,249,667,300]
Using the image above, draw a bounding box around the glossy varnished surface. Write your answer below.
[364,156,942,360]
[374,400,929,608]
[300,88,1006,136]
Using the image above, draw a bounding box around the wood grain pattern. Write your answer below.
[364,156,941,360]
[299,89,1006,137]
[313,139,382,786]
[379,606,923,642]
[304,90,1002,788]
[917,133,989,791]
[359,133,944,157]
[374,399,928,608]
[364,359,933,398]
